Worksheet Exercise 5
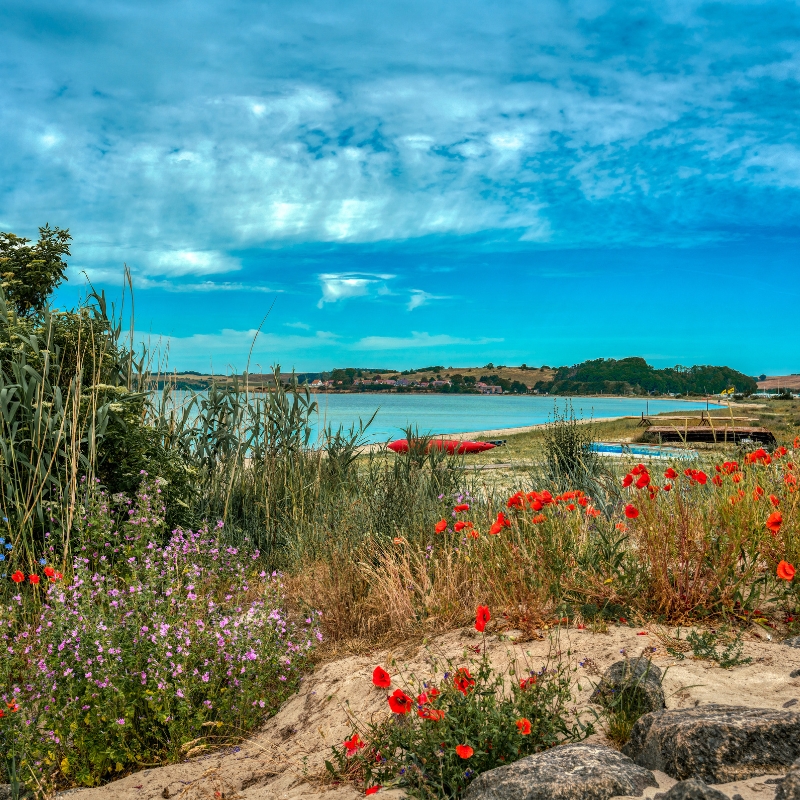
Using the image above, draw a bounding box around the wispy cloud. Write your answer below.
[354,332,503,350]
[317,272,394,307]
[407,289,448,311]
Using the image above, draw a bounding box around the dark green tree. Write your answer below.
[0,224,72,317]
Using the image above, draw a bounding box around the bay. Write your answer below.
[309,393,724,443]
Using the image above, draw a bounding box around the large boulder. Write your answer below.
[653,778,730,800]
[590,657,665,715]
[462,743,657,800]
[776,757,800,800]
[622,705,800,783]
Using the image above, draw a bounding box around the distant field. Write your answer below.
[758,375,800,391]
[401,365,556,387]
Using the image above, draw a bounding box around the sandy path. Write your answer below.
[63,625,800,800]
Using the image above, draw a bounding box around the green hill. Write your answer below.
[533,357,757,396]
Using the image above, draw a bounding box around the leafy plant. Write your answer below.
[0,224,71,317]
[665,628,752,669]
[327,641,591,799]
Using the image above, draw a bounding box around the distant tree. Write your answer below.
[0,224,72,317]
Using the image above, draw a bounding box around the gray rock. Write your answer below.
[790,669,800,678]
[776,757,800,800]
[784,637,800,648]
[653,778,729,800]
[462,743,657,800]
[590,657,665,715]
[622,704,800,783]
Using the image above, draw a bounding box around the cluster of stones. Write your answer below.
[464,652,800,800]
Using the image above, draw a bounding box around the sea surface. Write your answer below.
[308,394,723,443]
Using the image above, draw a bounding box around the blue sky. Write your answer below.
[1,0,799,375]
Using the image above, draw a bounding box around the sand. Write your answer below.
[60,625,800,800]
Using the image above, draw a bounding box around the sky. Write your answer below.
[1,0,799,375]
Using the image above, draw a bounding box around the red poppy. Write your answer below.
[454,667,475,695]
[344,734,365,755]
[635,473,650,489]
[787,473,798,487]
[766,512,783,534]
[732,473,742,484]
[693,471,708,485]
[519,676,537,690]
[435,519,447,533]
[578,496,589,507]
[454,503,470,512]
[753,486,764,497]
[507,493,524,509]
[54,572,63,580]
[418,707,445,721]
[770,494,780,507]
[454,521,467,532]
[516,718,532,735]
[387,689,413,714]
[567,503,576,511]
[468,528,480,539]
[777,561,796,581]
[624,504,639,519]
[428,687,440,699]
[0,710,3,718]
[631,464,647,476]
[11,571,24,583]
[28,574,40,585]
[455,744,474,759]
[747,449,771,466]
[7,700,19,713]
[664,467,678,479]
[365,787,381,795]
[622,474,633,488]
[663,483,672,492]
[497,512,511,527]
[372,666,391,688]
[532,513,546,524]
[489,521,503,535]
[475,605,491,632]
[615,522,627,532]
[712,475,723,486]
[43,566,55,578]
[586,507,601,518]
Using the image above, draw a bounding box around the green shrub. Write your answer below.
[327,638,591,799]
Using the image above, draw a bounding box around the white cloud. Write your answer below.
[354,332,503,350]
[138,327,341,371]
[285,321,311,330]
[145,250,241,277]
[407,289,448,311]
[135,279,274,293]
[317,272,395,307]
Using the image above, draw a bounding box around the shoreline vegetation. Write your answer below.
[1,227,799,798]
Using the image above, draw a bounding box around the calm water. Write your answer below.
[309,394,723,443]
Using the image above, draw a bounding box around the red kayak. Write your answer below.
[387,439,496,455]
